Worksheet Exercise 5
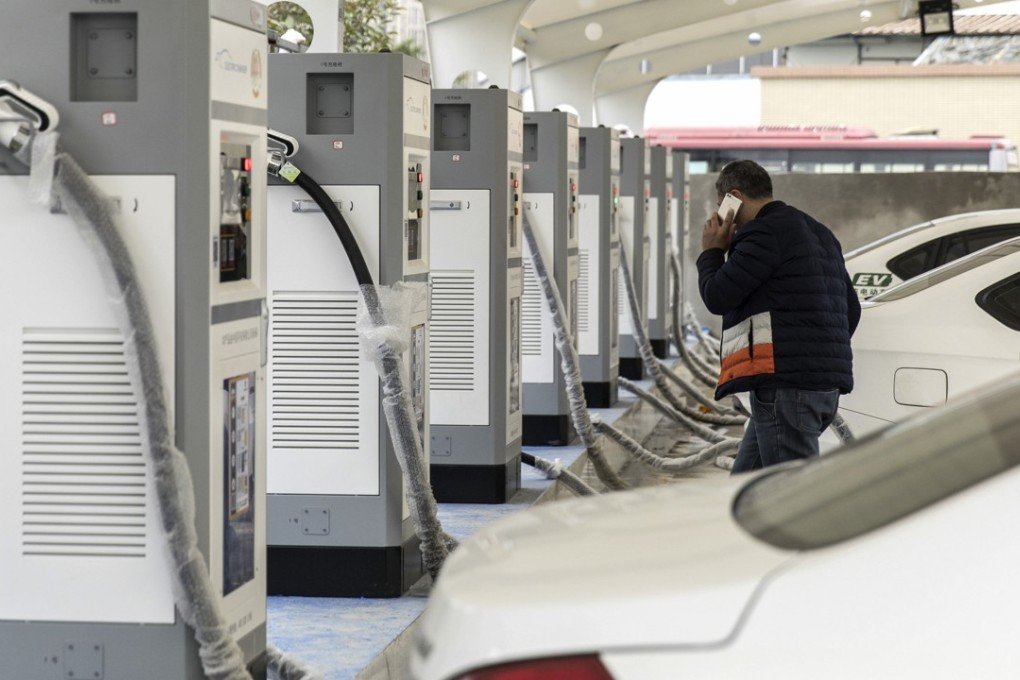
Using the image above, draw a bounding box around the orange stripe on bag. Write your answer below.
[718,343,776,385]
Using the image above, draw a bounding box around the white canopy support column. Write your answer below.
[594,81,657,135]
[529,49,609,124]
[426,0,536,89]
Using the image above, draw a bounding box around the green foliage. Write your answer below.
[267,2,314,46]
[343,0,402,54]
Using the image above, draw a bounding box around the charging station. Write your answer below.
[648,144,673,359]
[0,2,269,676]
[266,52,431,597]
[671,151,692,328]
[617,136,651,380]
[429,87,523,503]
[521,110,580,446]
[577,126,621,408]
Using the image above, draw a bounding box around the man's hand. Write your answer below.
[702,209,736,252]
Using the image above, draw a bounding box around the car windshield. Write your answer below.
[733,369,1020,551]
[868,236,1020,302]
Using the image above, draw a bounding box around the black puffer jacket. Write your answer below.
[697,200,861,400]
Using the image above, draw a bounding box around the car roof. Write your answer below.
[867,234,1020,303]
[734,369,1020,551]
[844,209,1020,261]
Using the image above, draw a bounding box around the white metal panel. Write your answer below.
[428,189,490,426]
[0,175,175,624]
[618,194,636,337]
[578,194,601,357]
[647,195,660,321]
[507,267,524,444]
[266,184,380,496]
[522,193,556,384]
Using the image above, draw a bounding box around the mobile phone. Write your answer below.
[717,192,742,221]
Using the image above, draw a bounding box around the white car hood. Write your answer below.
[414,476,794,679]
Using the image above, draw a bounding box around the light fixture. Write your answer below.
[639,58,653,74]
[584,22,603,41]
[918,0,955,38]
[748,31,762,46]
[860,8,873,20]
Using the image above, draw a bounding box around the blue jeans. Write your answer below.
[731,387,840,474]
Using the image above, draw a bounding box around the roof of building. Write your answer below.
[857,14,1020,36]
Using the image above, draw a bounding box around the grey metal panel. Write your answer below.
[619,137,649,362]
[648,144,672,342]
[522,110,578,419]
[212,101,268,126]
[1,2,266,675]
[429,88,522,471]
[267,51,429,553]
[268,51,429,288]
[212,298,264,324]
[578,126,621,384]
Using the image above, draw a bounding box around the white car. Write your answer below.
[844,209,1020,299]
[410,369,1020,680]
[836,235,1020,442]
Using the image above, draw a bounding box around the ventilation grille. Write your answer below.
[429,271,476,391]
[271,293,360,451]
[577,249,591,334]
[21,329,147,559]
[522,258,544,356]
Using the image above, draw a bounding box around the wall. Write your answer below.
[684,171,1020,333]
[754,64,1020,145]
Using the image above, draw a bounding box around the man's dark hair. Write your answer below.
[716,160,773,200]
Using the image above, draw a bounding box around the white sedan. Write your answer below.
[410,369,1020,680]
[836,235,1020,441]
[844,208,1020,299]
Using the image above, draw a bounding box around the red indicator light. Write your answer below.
[513,179,519,189]
[242,157,253,172]
[417,172,424,183]
[571,183,577,192]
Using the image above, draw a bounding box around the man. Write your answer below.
[697,160,861,473]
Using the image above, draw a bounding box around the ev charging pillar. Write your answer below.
[521,111,580,446]
[266,52,431,597]
[577,126,621,408]
[671,151,692,327]
[0,2,269,676]
[617,136,651,379]
[428,88,524,503]
[647,144,673,359]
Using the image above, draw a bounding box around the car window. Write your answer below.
[977,273,1020,331]
[886,241,936,280]
[733,371,1020,551]
[941,224,1020,267]
[872,236,1020,302]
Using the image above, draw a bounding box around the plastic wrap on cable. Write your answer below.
[520,452,598,497]
[714,455,736,471]
[617,241,691,410]
[829,411,855,445]
[618,377,739,446]
[521,212,627,491]
[267,644,325,680]
[685,302,722,358]
[356,282,456,579]
[28,133,252,680]
[654,357,744,419]
[668,254,720,389]
[618,241,740,427]
[593,416,739,473]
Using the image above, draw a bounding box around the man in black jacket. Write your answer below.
[697,160,861,473]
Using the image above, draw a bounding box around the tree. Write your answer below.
[343,0,402,54]
[267,1,415,55]
[267,2,314,47]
